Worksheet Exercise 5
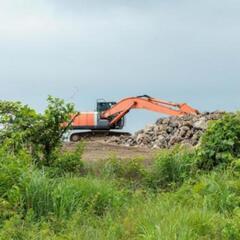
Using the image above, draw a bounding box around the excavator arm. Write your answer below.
[101,95,199,126]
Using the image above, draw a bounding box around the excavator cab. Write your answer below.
[96,100,125,129]
[96,100,117,112]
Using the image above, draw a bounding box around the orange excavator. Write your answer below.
[68,95,199,141]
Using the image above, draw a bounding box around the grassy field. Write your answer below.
[1,112,240,239]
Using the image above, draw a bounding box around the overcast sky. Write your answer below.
[0,0,239,132]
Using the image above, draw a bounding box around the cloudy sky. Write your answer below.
[0,0,239,132]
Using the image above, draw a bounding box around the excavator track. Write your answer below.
[69,130,130,142]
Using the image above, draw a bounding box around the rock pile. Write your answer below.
[107,112,224,149]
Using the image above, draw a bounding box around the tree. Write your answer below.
[0,96,75,166]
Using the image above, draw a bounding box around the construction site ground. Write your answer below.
[64,138,156,162]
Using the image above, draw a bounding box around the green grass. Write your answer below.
[2,169,240,240]
[1,113,240,239]
[21,171,125,220]
[1,160,240,240]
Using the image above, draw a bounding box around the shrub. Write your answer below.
[197,113,240,170]
[147,146,196,190]
[0,147,31,199]
[0,146,33,226]
[52,142,85,176]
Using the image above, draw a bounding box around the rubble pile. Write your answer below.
[107,112,224,149]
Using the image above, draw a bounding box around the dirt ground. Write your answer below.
[64,140,156,162]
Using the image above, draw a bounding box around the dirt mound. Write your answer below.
[106,112,224,149]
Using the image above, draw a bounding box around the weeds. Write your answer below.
[101,156,147,188]
[1,110,240,239]
[146,145,196,190]
[20,171,125,220]
[52,142,85,176]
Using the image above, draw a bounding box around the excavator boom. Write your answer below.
[101,95,199,126]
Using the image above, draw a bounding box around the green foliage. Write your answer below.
[147,146,196,190]
[0,96,74,166]
[21,171,56,219]
[21,171,125,220]
[0,147,31,199]
[192,171,240,214]
[3,169,240,240]
[51,142,85,176]
[0,198,16,227]
[0,147,33,227]
[98,156,147,189]
[0,101,38,153]
[197,113,240,170]
[2,97,240,239]
[102,156,146,180]
[53,177,125,217]
[121,194,224,239]
[31,96,74,165]
[0,214,55,240]
[110,170,240,240]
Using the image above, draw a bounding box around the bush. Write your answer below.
[52,142,85,176]
[197,113,240,170]
[147,146,196,190]
[0,147,31,199]
[0,147,33,226]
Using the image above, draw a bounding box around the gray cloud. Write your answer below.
[0,0,239,132]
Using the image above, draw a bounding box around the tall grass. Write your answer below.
[22,171,55,219]
[21,171,125,220]
[2,163,240,239]
[5,169,240,240]
[146,146,196,190]
[1,113,240,239]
